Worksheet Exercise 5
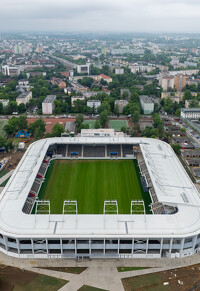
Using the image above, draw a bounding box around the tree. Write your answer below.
[29,119,45,139]
[4,117,19,136]
[4,101,18,114]
[121,126,129,134]
[39,87,49,96]
[114,104,119,117]
[18,116,28,130]
[78,77,93,88]
[51,123,65,137]
[34,127,44,140]
[94,120,100,129]
[75,114,84,128]
[171,143,181,156]
[184,90,192,101]
[132,111,140,124]
[0,136,6,148]
[97,101,111,114]
[18,103,26,113]
[99,109,109,128]
[0,102,3,114]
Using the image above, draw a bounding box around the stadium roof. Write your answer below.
[0,137,200,239]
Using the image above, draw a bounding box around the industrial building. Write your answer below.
[139,95,154,114]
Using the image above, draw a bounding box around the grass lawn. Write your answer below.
[117,267,151,272]
[83,120,96,129]
[0,169,7,178]
[37,159,149,214]
[39,267,86,274]
[13,274,67,291]
[0,177,10,187]
[109,120,128,131]
[0,120,8,137]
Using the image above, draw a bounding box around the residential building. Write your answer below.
[71,96,85,107]
[18,79,29,86]
[83,91,110,98]
[99,74,113,83]
[114,100,128,113]
[42,95,56,114]
[139,95,154,114]
[2,65,20,77]
[174,75,187,91]
[181,108,200,119]
[160,76,174,91]
[16,91,32,105]
[70,81,88,93]
[161,91,183,103]
[77,63,90,75]
[115,68,124,75]
[87,100,101,109]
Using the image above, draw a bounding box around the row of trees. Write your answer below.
[4,116,65,140]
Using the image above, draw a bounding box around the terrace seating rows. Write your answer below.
[83,146,105,157]
[122,145,134,157]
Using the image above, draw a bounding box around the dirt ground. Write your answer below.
[0,264,37,291]
[122,263,200,291]
[27,118,75,133]
[0,151,25,171]
[0,264,67,291]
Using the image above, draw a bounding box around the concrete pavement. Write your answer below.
[1,250,200,290]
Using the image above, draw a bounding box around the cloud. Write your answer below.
[0,0,200,32]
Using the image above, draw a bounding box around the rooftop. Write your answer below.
[43,95,56,104]
[0,137,200,238]
[140,95,154,104]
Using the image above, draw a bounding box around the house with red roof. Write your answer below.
[99,74,113,83]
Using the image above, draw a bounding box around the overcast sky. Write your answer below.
[1,0,200,33]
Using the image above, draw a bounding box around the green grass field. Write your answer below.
[83,120,96,129]
[0,120,8,137]
[109,120,128,131]
[37,159,151,215]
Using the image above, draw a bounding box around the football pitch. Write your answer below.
[109,120,128,131]
[38,159,151,214]
[83,120,96,129]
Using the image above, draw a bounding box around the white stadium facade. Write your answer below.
[0,130,200,259]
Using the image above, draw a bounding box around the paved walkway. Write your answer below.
[1,252,200,290]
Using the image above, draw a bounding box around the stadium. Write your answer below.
[0,129,200,259]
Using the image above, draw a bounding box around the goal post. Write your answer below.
[104,200,118,214]
[131,200,145,215]
[35,200,50,221]
[63,200,77,215]
[35,200,50,215]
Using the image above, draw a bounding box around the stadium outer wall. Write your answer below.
[0,137,200,259]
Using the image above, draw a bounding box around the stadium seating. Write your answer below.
[83,146,105,157]
[56,144,66,157]
[122,145,134,157]
[31,181,41,194]
[107,145,121,157]
[67,145,82,157]
[38,165,47,176]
